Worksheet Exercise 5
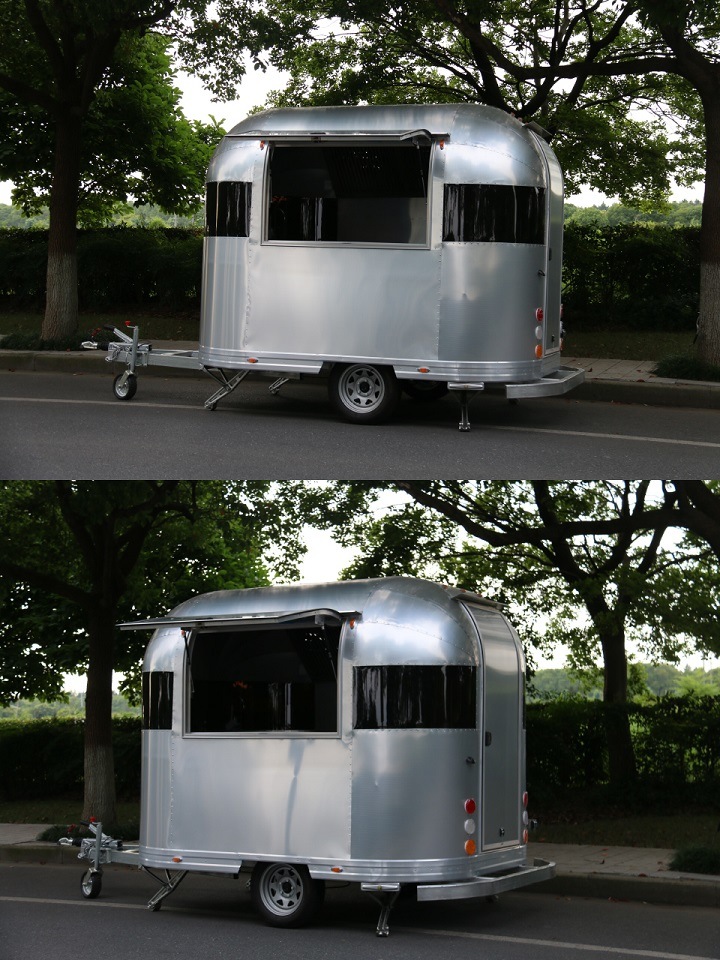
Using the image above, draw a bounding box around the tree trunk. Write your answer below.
[695,87,720,366]
[82,609,117,826]
[600,626,637,787]
[42,109,82,341]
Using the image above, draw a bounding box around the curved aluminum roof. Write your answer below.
[207,103,551,187]
[136,578,501,670]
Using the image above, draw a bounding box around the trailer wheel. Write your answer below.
[113,372,137,401]
[251,862,324,928]
[402,380,449,402]
[329,364,400,424]
[80,869,102,899]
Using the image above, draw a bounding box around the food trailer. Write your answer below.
[63,577,553,935]
[94,103,583,429]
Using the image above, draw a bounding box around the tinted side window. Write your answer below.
[189,626,340,734]
[206,181,252,237]
[267,144,431,244]
[354,665,476,729]
[443,184,545,244]
[142,671,173,730]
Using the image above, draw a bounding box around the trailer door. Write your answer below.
[465,606,523,850]
[535,136,564,358]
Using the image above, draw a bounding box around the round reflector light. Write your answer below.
[535,308,544,322]
[465,839,477,856]
[464,798,476,815]
[464,818,476,835]
[535,345,543,359]
[523,791,529,809]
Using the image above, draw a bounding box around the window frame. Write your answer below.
[183,619,345,739]
[262,139,435,250]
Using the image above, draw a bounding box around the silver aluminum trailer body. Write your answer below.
[69,577,552,933]
[99,103,583,427]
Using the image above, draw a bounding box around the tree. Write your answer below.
[311,481,720,784]
[263,3,675,201]
[259,1,720,363]
[0,32,221,228]
[0,1,312,340]
[0,481,309,824]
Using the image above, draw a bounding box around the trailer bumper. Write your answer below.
[506,365,584,399]
[416,857,555,901]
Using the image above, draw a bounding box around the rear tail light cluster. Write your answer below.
[522,790,530,844]
[534,308,543,358]
[464,798,477,855]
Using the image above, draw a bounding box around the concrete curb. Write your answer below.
[533,872,720,909]
[2,841,717,908]
[572,378,720,410]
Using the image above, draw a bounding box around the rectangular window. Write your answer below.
[206,181,251,237]
[188,625,341,734]
[142,671,173,730]
[267,143,431,245]
[354,665,476,729]
[443,184,545,244]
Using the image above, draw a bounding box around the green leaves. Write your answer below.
[0,481,312,705]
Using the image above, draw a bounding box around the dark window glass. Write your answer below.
[206,181,251,237]
[354,665,476,729]
[142,671,173,730]
[443,184,545,244]
[189,625,340,733]
[267,144,431,244]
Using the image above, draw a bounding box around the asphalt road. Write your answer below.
[2,370,720,478]
[0,862,717,960]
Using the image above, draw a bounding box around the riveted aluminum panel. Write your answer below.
[438,243,547,369]
[350,729,477,862]
[241,244,441,363]
[166,737,351,863]
[200,237,250,363]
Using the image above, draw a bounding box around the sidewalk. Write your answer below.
[0,824,717,907]
[2,344,720,410]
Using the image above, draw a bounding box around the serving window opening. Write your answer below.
[266,143,431,245]
[188,623,341,734]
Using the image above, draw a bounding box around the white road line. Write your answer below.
[0,396,202,412]
[404,926,718,960]
[0,894,142,910]
[487,425,720,449]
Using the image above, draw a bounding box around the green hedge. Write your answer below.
[2,698,718,808]
[0,223,702,330]
[562,223,700,330]
[0,228,203,311]
[0,716,141,801]
[526,696,720,807]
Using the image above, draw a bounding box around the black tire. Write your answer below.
[113,372,137,401]
[80,869,102,899]
[402,380,449,402]
[329,363,400,424]
[251,862,325,928]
